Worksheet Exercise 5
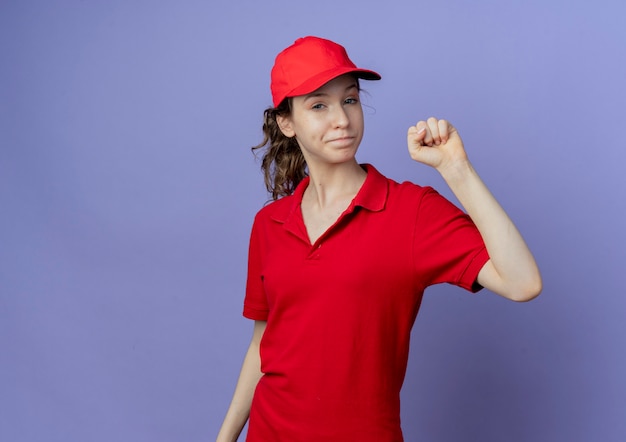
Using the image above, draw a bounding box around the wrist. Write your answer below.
[438,158,475,185]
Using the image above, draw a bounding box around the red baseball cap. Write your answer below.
[270,36,381,107]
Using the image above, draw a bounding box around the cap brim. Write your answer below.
[286,67,381,100]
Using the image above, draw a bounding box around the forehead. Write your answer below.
[303,74,359,97]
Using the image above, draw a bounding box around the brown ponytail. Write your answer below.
[252,100,307,200]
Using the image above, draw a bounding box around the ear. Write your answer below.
[276,114,295,138]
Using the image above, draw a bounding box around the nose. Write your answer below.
[331,105,349,128]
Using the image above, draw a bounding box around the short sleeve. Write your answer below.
[243,215,270,320]
[413,188,489,292]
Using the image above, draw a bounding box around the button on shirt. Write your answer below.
[243,164,489,441]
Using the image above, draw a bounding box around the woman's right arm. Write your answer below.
[216,320,267,442]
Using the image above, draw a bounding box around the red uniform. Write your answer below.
[243,164,489,441]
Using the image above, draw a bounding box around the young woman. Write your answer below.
[217,36,541,442]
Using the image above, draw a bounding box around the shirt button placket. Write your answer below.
[309,242,321,260]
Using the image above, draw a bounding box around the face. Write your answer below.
[277,74,364,168]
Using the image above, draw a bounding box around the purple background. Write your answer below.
[1,1,625,441]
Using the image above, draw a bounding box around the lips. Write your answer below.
[327,136,355,144]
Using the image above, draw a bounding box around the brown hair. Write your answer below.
[252,99,307,200]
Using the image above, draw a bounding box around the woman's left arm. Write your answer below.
[407,118,542,302]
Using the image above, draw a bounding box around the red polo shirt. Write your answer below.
[243,164,489,441]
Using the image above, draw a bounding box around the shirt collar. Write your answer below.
[270,163,388,224]
[353,163,388,212]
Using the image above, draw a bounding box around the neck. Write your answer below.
[304,160,367,209]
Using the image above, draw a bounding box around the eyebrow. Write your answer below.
[304,83,359,100]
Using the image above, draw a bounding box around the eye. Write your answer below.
[311,103,325,110]
[345,97,359,105]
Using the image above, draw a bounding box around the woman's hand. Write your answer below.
[407,117,468,172]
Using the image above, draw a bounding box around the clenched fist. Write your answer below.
[407,117,469,172]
